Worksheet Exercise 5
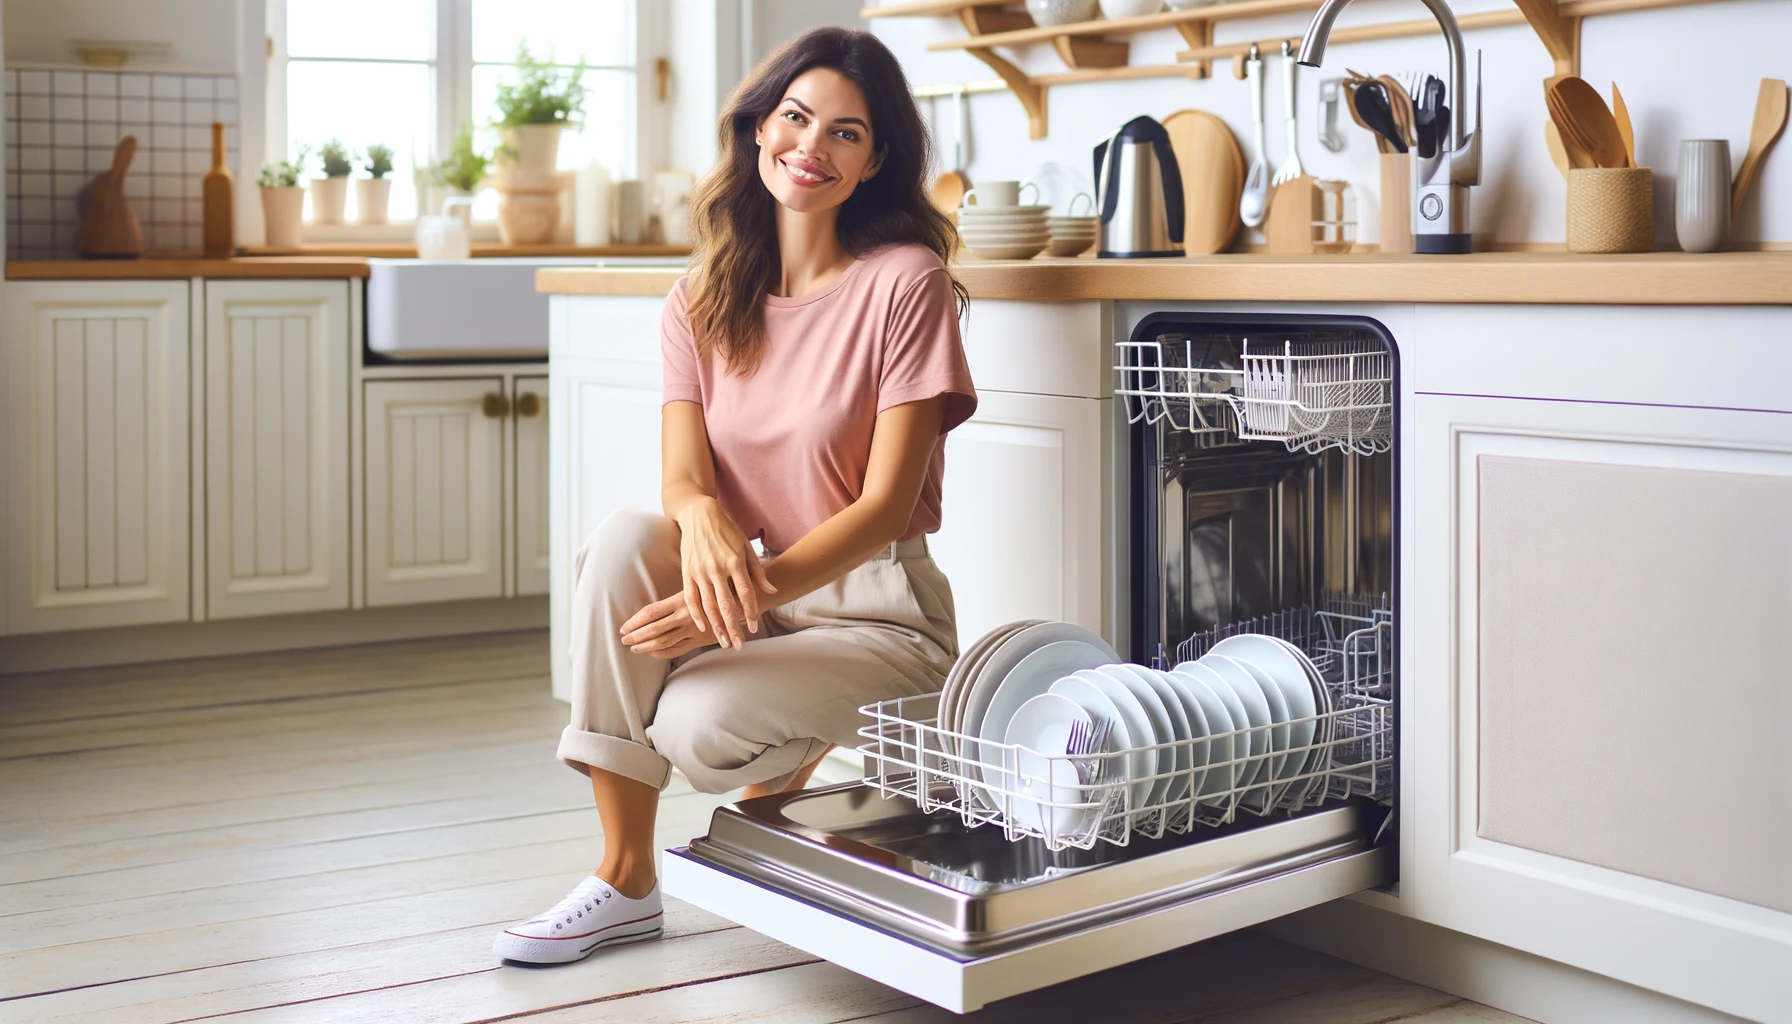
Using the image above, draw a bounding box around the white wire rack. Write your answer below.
[1115,336,1393,456]
[857,599,1393,852]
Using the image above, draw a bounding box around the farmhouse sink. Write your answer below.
[366,256,686,361]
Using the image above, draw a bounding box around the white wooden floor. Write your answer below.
[0,631,1532,1024]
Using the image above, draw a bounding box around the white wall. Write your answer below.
[746,0,866,66]
[871,0,1791,247]
[4,0,238,73]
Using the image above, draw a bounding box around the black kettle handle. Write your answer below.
[1155,136,1184,245]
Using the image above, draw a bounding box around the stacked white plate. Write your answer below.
[958,204,1049,260]
[1046,215,1098,257]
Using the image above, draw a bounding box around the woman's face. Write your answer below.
[754,67,882,214]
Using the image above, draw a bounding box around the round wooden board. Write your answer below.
[1163,110,1244,255]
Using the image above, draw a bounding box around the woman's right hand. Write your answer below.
[673,497,776,648]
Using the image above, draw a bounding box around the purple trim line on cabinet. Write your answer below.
[1413,392,1792,417]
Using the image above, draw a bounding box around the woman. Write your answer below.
[494,27,976,965]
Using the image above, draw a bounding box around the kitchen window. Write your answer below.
[267,0,638,229]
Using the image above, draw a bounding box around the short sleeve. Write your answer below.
[660,277,703,406]
[878,268,978,434]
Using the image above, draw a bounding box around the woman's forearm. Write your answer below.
[757,496,911,612]
[662,479,719,525]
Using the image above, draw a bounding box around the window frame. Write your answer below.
[266,0,646,230]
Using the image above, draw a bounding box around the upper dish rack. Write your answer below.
[1115,335,1393,456]
[858,597,1393,853]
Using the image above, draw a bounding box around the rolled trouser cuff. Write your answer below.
[557,725,674,791]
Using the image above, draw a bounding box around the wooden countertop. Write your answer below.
[239,242,690,259]
[7,256,372,279]
[535,251,1792,305]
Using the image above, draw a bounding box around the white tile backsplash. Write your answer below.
[6,68,239,257]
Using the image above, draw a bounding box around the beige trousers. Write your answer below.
[557,508,958,795]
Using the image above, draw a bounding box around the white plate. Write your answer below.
[1162,667,1238,803]
[961,623,1118,798]
[1061,669,1156,817]
[942,620,1040,754]
[961,242,1047,260]
[1197,653,1289,802]
[1000,692,1097,841]
[1125,666,1200,807]
[1048,672,1141,820]
[1267,636,1332,804]
[1174,660,1269,794]
[959,232,1052,245]
[1097,665,1179,812]
[972,640,1117,809]
[1208,635,1317,784]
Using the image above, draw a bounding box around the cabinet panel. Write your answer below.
[365,379,505,606]
[204,280,350,619]
[929,390,1111,650]
[4,280,190,634]
[514,375,550,597]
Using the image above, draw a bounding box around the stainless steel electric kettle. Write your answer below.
[1093,115,1185,258]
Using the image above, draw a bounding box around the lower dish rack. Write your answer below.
[858,601,1393,853]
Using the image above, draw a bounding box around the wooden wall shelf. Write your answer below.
[870,0,1732,139]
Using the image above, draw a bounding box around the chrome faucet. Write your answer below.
[1297,0,1482,254]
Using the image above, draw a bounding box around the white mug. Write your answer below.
[1676,139,1730,254]
[962,181,1039,208]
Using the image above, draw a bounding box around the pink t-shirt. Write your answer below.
[661,243,977,553]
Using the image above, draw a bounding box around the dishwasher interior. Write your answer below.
[669,313,1398,1004]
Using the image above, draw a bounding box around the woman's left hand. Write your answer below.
[620,594,719,660]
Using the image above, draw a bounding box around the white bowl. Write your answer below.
[959,205,1051,219]
[1100,0,1164,17]
[962,234,1052,247]
[1165,0,1221,9]
[1047,237,1096,257]
[1026,0,1099,27]
[964,240,1048,260]
[961,224,1051,237]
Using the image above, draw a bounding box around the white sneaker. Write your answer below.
[493,875,664,964]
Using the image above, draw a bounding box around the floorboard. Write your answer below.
[0,631,1528,1024]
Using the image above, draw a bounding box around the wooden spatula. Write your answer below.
[1732,78,1788,218]
[1548,77,1628,170]
[75,136,143,259]
[1611,83,1636,167]
[1544,122,1572,178]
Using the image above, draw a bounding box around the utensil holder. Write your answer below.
[1566,167,1654,253]
[1378,153,1411,254]
[1675,139,1731,253]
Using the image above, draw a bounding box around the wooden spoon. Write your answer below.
[1731,77,1788,218]
[1549,77,1628,169]
[1543,121,1572,178]
[1610,83,1636,167]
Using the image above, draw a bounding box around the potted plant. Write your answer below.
[492,43,587,192]
[257,147,309,248]
[311,138,354,224]
[358,143,394,225]
[425,123,490,228]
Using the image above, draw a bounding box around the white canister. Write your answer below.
[575,159,612,246]
[615,179,645,245]
[415,197,473,259]
[1675,139,1731,253]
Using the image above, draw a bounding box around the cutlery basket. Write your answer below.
[858,596,1394,853]
[1566,167,1654,253]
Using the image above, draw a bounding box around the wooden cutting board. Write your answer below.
[1162,109,1244,255]
[76,136,143,259]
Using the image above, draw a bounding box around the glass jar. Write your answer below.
[1311,179,1357,254]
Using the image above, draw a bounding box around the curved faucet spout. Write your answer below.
[1296,0,1467,154]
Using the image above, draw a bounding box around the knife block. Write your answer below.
[1264,176,1316,253]
[1379,154,1411,255]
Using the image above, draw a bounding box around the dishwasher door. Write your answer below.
[663,783,1393,1013]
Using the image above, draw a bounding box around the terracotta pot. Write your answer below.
[310,176,349,224]
[356,177,392,225]
[261,186,305,248]
[496,124,564,192]
[496,190,560,245]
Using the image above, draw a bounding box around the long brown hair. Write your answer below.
[685,27,964,376]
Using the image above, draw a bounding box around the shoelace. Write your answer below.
[549,881,613,931]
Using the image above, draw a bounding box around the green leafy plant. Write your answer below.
[428,124,489,192]
[256,145,309,188]
[364,143,394,179]
[492,43,587,126]
[318,138,354,178]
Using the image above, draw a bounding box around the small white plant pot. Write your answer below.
[356,177,392,225]
[261,186,305,248]
[310,176,349,225]
[496,124,564,192]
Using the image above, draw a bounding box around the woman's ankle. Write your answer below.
[595,859,658,899]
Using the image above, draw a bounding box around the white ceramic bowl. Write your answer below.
[1047,236,1096,257]
[959,204,1051,219]
[963,240,1048,260]
[1026,0,1100,26]
[961,233,1052,247]
[1100,0,1164,17]
[1165,0,1221,9]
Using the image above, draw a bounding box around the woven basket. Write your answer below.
[1566,167,1654,253]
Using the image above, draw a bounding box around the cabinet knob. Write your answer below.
[482,392,510,418]
[516,391,543,418]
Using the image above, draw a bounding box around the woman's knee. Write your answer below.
[645,677,772,777]
[573,508,677,593]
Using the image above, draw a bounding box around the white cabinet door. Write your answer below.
[3,280,191,633]
[364,379,506,607]
[513,375,550,597]
[203,280,350,619]
[1403,305,1792,1024]
[929,389,1112,651]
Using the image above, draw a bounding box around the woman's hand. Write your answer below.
[673,497,776,649]
[619,594,714,660]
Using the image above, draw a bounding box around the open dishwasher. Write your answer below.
[664,313,1399,1013]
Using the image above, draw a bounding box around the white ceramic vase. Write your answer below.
[260,186,305,247]
[356,177,392,225]
[1675,139,1731,253]
[496,124,564,192]
[309,176,348,225]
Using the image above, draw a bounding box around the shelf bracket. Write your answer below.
[967,46,1048,140]
[1052,34,1130,70]
[1513,0,1580,78]
[1175,20,1214,80]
